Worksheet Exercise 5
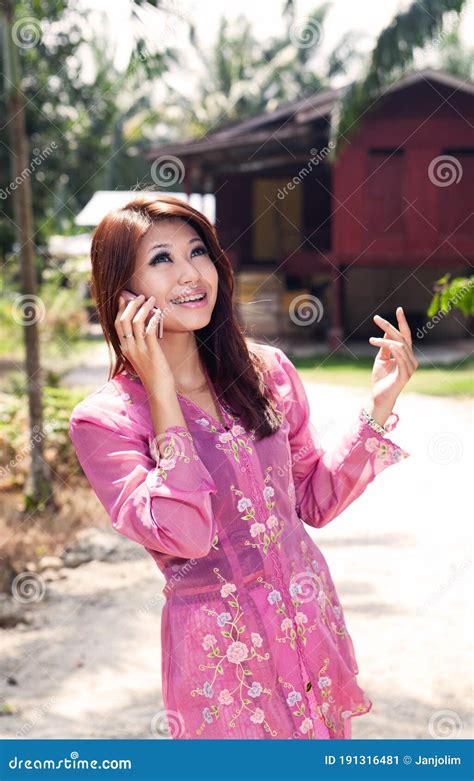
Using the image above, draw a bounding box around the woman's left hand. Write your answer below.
[368,307,418,411]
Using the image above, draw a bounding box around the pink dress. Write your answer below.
[69,344,410,740]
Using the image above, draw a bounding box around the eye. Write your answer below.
[192,245,209,257]
[149,252,171,266]
[149,245,209,266]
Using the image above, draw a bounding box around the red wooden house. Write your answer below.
[146,69,474,347]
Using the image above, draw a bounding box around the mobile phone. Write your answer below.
[121,289,164,339]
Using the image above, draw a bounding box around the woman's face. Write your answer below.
[129,217,219,334]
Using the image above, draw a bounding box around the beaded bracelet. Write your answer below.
[359,407,388,435]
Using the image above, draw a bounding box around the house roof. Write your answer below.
[146,88,340,159]
[146,68,473,160]
[75,190,215,226]
[382,67,474,96]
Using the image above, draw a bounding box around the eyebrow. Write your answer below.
[148,237,202,254]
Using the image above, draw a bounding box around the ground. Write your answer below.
[0,377,471,740]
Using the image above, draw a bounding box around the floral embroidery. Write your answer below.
[216,424,255,463]
[231,466,285,555]
[195,416,256,464]
[191,567,278,737]
[278,677,316,738]
[364,436,409,464]
[257,576,318,650]
[148,428,196,487]
[313,658,338,733]
[294,542,349,641]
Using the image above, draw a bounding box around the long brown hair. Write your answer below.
[90,193,282,439]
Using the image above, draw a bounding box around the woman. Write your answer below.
[69,193,417,740]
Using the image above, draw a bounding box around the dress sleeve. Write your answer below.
[69,413,218,559]
[273,347,411,529]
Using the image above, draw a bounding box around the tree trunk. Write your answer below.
[1,0,55,510]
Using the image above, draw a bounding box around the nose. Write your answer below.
[177,256,201,286]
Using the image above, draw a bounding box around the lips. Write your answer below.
[170,289,207,304]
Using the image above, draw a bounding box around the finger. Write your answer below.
[116,293,144,324]
[376,336,417,372]
[389,348,409,381]
[376,339,410,379]
[379,331,392,361]
[132,296,156,338]
[132,296,155,321]
[369,337,416,373]
[145,307,163,338]
[117,294,145,334]
[396,306,412,347]
[373,314,405,343]
[115,294,128,324]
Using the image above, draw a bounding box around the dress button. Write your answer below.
[305,681,312,692]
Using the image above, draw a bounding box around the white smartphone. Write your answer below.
[121,289,164,339]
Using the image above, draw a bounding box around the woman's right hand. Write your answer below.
[115,294,176,392]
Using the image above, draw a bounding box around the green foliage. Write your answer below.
[0,0,176,250]
[0,271,90,356]
[332,0,468,155]
[159,3,361,137]
[0,383,87,489]
[427,273,474,318]
[436,27,474,78]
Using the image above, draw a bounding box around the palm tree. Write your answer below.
[155,4,363,138]
[436,27,474,79]
[332,0,469,154]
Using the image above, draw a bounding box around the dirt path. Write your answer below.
[0,384,472,739]
[0,543,168,739]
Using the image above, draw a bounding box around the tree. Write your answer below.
[331,0,469,155]
[0,1,179,245]
[0,0,178,509]
[1,0,59,510]
[428,273,474,318]
[154,3,363,138]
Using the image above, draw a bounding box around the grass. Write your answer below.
[290,353,474,398]
[1,338,472,398]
